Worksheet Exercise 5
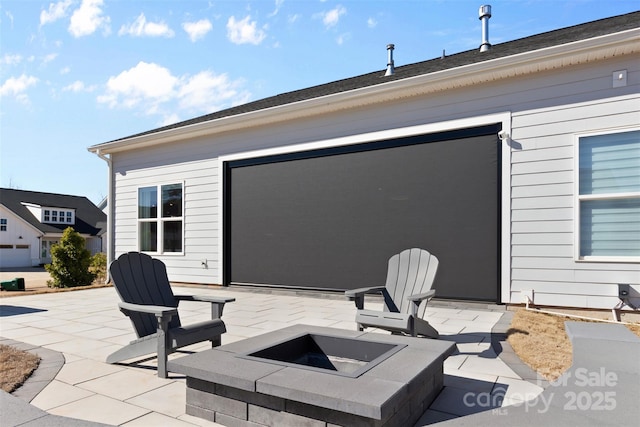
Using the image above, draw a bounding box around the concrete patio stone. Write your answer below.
[55,358,126,385]
[30,379,95,410]
[3,285,603,426]
[78,368,170,400]
[47,394,150,425]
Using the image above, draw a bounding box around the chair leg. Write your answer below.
[211,335,221,348]
[156,316,171,378]
[409,317,417,337]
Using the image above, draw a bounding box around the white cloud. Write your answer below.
[182,19,212,42]
[40,0,73,26]
[63,80,96,92]
[160,113,181,126]
[0,75,39,104]
[320,5,346,28]
[287,14,299,24]
[178,70,250,112]
[268,0,285,17]
[367,17,377,29]
[98,62,177,110]
[97,61,250,119]
[119,13,175,38]
[60,66,71,74]
[227,16,266,45]
[5,11,15,28]
[336,33,350,45]
[1,54,23,66]
[42,53,58,64]
[69,0,111,37]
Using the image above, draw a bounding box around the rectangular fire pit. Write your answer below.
[168,325,455,427]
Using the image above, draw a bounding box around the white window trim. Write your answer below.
[137,181,185,256]
[574,126,640,263]
[41,207,75,225]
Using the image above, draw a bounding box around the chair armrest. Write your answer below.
[175,295,236,304]
[407,289,435,317]
[175,295,236,318]
[118,301,178,320]
[407,289,435,302]
[345,286,386,310]
[345,286,386,299]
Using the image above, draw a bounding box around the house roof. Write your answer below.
[91,10,639,151]
[0,188,107,237]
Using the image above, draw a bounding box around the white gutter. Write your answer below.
[94,148,114,282]
[88,28,639,155]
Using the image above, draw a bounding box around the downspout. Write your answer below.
[95,148,114,283]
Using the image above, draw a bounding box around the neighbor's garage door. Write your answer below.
[0,245,30,268]
[224,125,500,301]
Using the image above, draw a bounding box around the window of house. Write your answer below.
[577,129,640,260]
[41,208,75,224]
[138,183,183,253]
[0,218,6,231]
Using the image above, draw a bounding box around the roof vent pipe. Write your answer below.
[478,5,491,52]
[384,44,395,76]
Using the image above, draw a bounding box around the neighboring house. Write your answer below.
[89,11,639,311]
[0,188,107,268]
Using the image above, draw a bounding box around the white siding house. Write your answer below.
[0,189,107,268]
[89,12,639,311]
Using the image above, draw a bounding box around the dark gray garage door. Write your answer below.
[224,124,500,301]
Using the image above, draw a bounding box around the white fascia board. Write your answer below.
[88,28,639,155]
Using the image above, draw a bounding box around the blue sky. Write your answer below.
[1,0,638,204]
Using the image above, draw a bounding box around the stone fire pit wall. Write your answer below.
[169,325,455,427]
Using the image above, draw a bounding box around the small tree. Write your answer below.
[45,227,96,288]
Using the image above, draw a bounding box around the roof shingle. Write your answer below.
[0,188,106,236]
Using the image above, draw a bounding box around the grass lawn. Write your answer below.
[507,308,640,382]
[0,345,40,393]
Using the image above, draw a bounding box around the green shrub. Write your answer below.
[90,252,107,283]
[45,227,96,288]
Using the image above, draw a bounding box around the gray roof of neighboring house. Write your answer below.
[106,10,639,144]
[0,188,106,236]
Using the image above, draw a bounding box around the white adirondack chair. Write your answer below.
[345,248,439,338]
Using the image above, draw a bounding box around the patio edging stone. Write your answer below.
[0,337,111,427]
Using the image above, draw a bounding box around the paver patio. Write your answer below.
[1,286,542,426]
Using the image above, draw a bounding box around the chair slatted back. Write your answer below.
[384,248,439,317]
[110,252,181,338]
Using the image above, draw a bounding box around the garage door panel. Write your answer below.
[0,246,31,268]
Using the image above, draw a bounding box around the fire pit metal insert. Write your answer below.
[239,332,406,378]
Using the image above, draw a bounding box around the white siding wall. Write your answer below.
[0,206,41,267]
[511,95,640,309]
[111,55,640,308]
